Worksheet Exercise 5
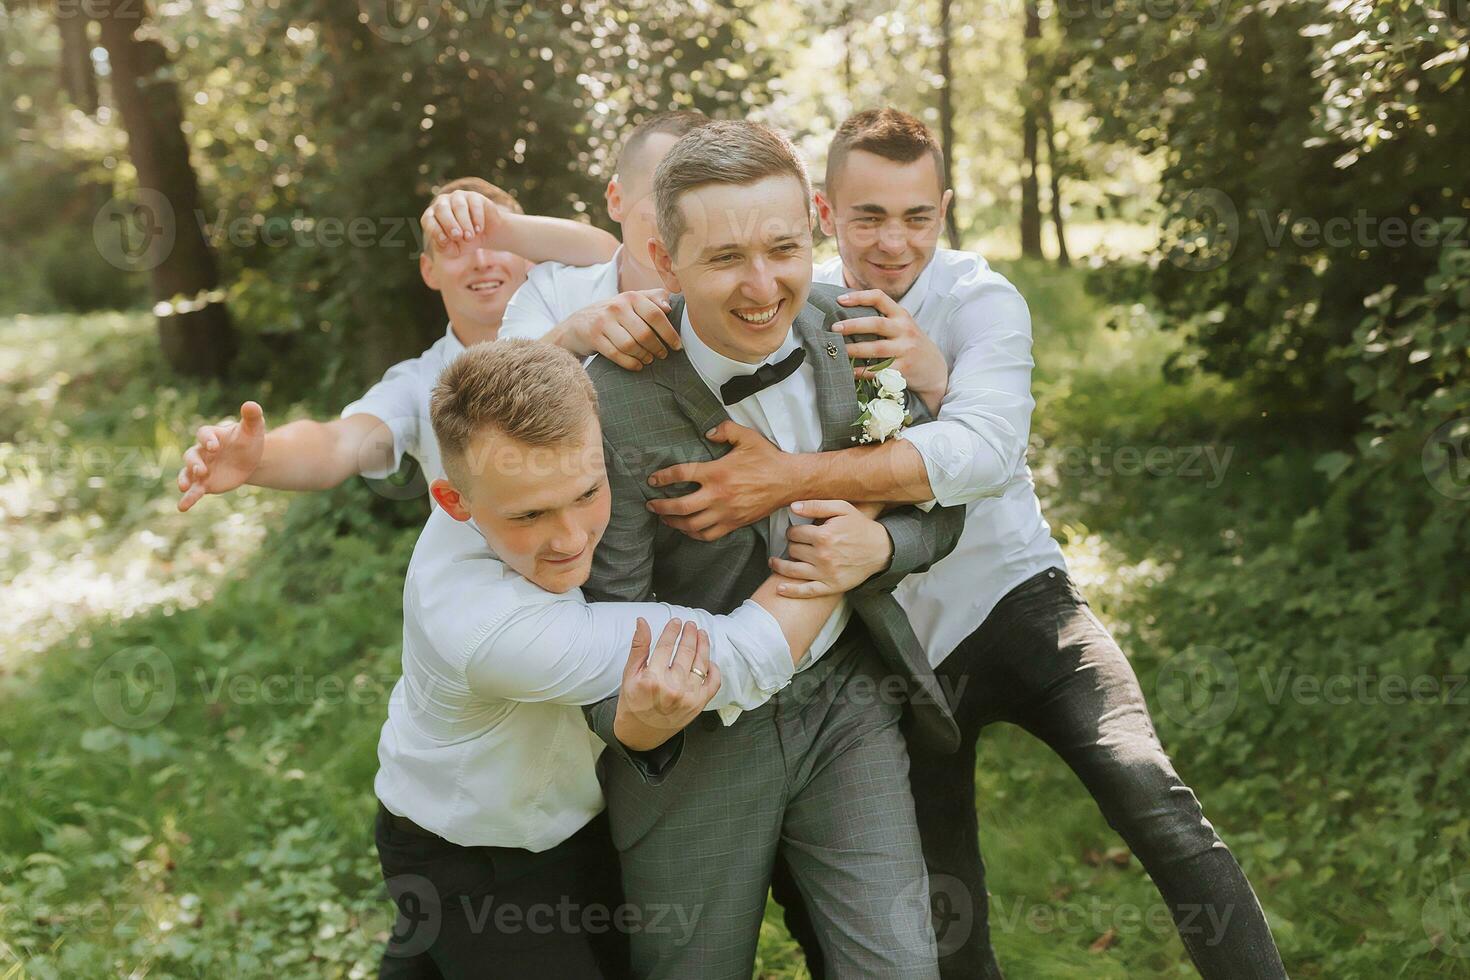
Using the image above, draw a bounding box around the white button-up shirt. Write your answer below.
[815,249,1066,664]
[679,312,853,668]
[339,323,466,487]
[498,249,623,341]
[374,506,797,851]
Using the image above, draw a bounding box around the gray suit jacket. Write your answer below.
[582,282,963,770]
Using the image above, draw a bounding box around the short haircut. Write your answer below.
[825,108,946,196]
[430,340,598,494]
[616,110,710,182]
[424,176,521,257]
[653,120,811,257]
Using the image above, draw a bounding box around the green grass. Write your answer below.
[1,269,1467,977]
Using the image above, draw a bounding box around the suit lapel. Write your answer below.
[793,301,860,452]
[662,296,769,549]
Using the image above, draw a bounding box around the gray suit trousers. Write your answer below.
[599,623,940,980]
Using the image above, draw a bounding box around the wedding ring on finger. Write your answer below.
[690,666,708,684]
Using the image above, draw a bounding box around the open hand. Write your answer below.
[177,401,266,511]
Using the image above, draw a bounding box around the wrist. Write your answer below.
[784,452,819,507]
[613,705,664,752]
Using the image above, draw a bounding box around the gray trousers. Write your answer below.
[599,623,939,980]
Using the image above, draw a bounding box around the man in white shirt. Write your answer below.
[174,177,619,510]
[374,338,889,977]
[646,109,1286,979]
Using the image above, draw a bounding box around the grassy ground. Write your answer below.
[1,265,1466,977]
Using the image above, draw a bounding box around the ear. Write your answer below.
[605,178,623,223]
[430,478,472,521]
[648,236,682,294]
[938,188,955,230]
[814,190,838,238]
[420,251,441,292]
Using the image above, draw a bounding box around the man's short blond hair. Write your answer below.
[430,340,598,493]
[653,120,811,258]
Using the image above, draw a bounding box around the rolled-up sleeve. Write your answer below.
[339,361,425,478]
[467,596,793,716]
[901,283,1036,507]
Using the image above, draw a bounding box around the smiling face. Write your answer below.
[650,174,813,363]
[816,149,952,300]
[433,416,610,593]
[420,238,531,344]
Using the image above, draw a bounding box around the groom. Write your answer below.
[580,120,964,979]
[649,108,1287,978]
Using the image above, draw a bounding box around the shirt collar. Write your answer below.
[897,253,939,319]
[679,307,801,391]
[443,321,468,354]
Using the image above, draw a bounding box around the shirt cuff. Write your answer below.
[338,402,409,479]
[900,424,963,507]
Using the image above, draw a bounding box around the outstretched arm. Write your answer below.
[421,189,618,265]
[177,404,393,509]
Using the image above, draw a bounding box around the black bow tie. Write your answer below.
[719,347,807,406]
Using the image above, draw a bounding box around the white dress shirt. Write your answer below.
[339,323,465,487]
[498,249,623,341]
[679,312,853,667]
[374,506,797,851]
[814,250,1066,664]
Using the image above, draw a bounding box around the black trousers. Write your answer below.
[773,567,1287,979]
[374,803,629,979]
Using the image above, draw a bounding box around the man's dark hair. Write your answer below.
[825,108,946,195]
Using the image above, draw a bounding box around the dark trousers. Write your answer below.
[773,567,1287,979]
[374,803,629,979]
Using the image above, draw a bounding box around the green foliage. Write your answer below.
[1061,0,1470,444]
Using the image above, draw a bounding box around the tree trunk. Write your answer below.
[1019,1,1044,259]
[95,0,235,377]
[57,10,99,114]
[938,0,961,250]
[1042,97,1070,266]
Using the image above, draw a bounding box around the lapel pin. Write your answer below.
[825,341,839,358]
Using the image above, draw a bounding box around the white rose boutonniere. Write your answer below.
[875,367,907,398]
[851,357,912,444]
[862,396,907,443]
